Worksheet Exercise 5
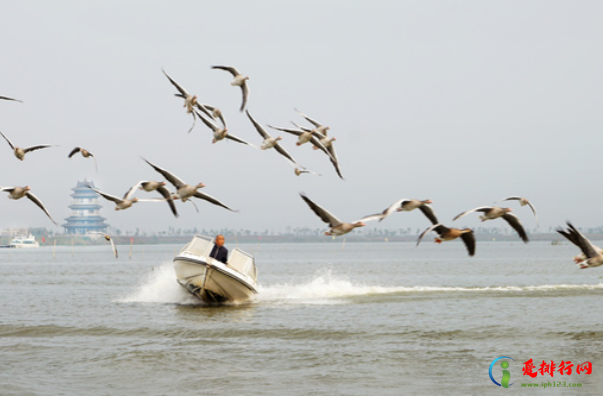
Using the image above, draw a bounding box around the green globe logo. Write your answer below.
[489,357,514,388]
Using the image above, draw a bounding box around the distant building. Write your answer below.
[1,227,31,238]
[62,180,109,235]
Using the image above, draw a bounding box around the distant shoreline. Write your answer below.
[1,232,600,246]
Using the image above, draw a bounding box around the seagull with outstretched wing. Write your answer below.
[138,181,178,218]
[0,186,57,225]
[417,223,476,257]
[162,69,213,133]
[557,222,603,269]
[88,182,144,211]
[294,108,330,135]
[299,193,366,236]
[269,123,319,147]
[246,110,301,165]
[68,147,98,172]
[0,129,55,161]
[361,199,437,224]
[200,103,226,128]
[88,182,168,211]
[269,122,342,178]
[194,109,256,147]
[290,121,343,179]
[497,196,538,225]
[398,199,438,224]
[88,232,118,258]
[211,65,249,112]
[284,158,321,177]
[143,158,237,212]
[453,205,528,243]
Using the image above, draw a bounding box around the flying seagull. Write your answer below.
[138,181,178,218]
[291,109,339,166]
[88,182,166,211]
[268,123,342,179]
[68,147,98,172]
[246,110,300,165]
[290,121,342,179]
[556,222,603,269]
[361,199,437,223]
[299,192,370,236]
[211,65,249,112]
[453,205,528,243]
[417,223,476,257]
[497,196,538,225]
[162,69,214,133]
[194,109,255,147]
[285,158,321,177]
[0,129,55,161]
[143,158,237,212]
[0,186,58,225]
[88,232,118,258]
[294,108,330,135]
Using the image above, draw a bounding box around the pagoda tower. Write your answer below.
[63,180,109,235]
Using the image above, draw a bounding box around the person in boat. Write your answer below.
[209,234,228,264]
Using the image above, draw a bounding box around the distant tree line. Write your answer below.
[12,225,603,239]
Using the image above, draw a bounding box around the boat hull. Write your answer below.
[13,243,40,248]
[174,256,257,303]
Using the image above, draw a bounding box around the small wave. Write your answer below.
[116,264,603,305]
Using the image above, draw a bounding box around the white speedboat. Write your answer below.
[173,235,258,303]
[11,234,40,248]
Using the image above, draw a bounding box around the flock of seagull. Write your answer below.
[298,194,534,256]
[1,69,600,268]
[300,191,600,270]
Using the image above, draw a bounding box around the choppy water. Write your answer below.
[1,241,603,395]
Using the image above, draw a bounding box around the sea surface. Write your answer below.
[1,240,603,395]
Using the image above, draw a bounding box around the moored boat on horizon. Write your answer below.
[10,234,40,248]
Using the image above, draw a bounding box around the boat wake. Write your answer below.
[255,271,603,304]
[116,262,198,305]
[116,263,603,305]
[254,269,404,304]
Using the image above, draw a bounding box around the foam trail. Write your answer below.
[254,269,603,304]
[255,269,401,304]
[116,262,199,304]
[117,265,603,305]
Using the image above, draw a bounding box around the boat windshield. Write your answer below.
[181,235,258,282]
[181,235,214,257]
[227,248,258,282]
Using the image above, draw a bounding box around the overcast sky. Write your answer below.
[0,1,602,235]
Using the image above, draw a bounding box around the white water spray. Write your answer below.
[117,262,198,304]
[117,263,603,305]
